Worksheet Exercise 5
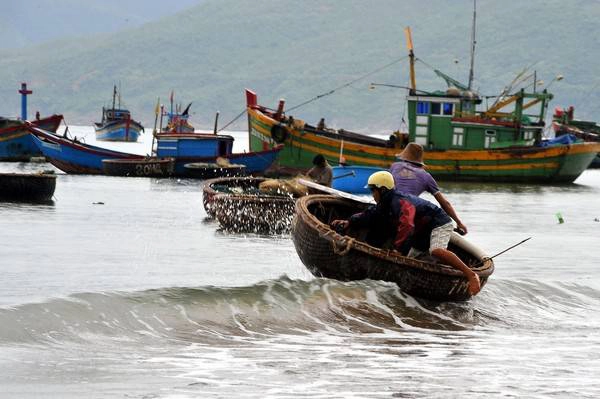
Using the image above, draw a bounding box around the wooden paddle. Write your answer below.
[297,178,374,204]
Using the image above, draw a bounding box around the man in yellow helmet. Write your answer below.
[332,171,480,295]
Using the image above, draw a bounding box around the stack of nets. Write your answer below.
[258,176,310,198]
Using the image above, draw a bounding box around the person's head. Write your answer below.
[312,154,326,167]
[365,171,394,203]
[396,142,425,167]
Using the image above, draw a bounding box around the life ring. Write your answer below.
[271,124,288,143]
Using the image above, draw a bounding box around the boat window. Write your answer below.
[431,102,441,115]
[485,129,496,136]
[452,130,464,146]
[523,130,535,140]
[417,101,430,115]
[443,103,454,115]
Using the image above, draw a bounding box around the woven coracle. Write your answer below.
[0,172,56,202]
[202,177,267,218]
[212,193,295,234]
[291,195,494,301]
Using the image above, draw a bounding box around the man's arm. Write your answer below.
[433,192,468,234]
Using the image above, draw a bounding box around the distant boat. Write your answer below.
[0,114,63,161]
[0,171,56,202]
[30,127,144,174]
[159,94,195,133]
[94,85,144,142]
[552,106,600,168]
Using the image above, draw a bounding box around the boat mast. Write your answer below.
[112,85,117,111]
[467,0,477,91]
[404,27,416,94]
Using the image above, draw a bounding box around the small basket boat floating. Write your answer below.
[0,171,56,202]
[291,195,494,301]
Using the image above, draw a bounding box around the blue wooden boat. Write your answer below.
[332,165,386,194]
[155,132,282,175]
[30,127,144,174]
[94,86,144,142]
[0,115,64,161]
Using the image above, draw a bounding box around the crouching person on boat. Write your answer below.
[307,154,333,187]
[331,171,480,295]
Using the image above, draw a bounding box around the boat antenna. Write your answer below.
[467,0,477,91]
[112,85,117,111]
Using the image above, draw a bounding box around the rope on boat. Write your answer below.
[287,55,409,113]
[332,237,355,256]
[217,108,247,132]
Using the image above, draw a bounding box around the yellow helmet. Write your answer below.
[365,171,395,190]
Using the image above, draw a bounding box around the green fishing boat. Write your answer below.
[246,22,600,183]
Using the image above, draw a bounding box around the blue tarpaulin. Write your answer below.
[540,134,579,147]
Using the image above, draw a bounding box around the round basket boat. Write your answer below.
[291,195,494,301]
[212,192,295,234]
[0,172,56,202]
[202,176,267,218]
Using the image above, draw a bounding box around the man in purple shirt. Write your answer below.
[390,143,468,234]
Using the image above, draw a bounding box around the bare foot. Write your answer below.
[468,273,481,296]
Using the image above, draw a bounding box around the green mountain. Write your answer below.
[1,0,599,133]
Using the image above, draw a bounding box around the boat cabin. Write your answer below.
[406,88,553,151]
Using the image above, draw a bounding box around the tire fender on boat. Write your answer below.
[271,123,288,143]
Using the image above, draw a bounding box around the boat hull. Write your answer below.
[30,128,144,174]
[0,172,56,202]
[0,115,63,161]
[95,120,143,142]
[291,195,494,301]
[248,106,600,183]
[102,158,175,177]
[332,165,386,194]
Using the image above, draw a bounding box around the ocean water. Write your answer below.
[0,127,599,398]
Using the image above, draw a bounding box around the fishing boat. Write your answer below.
[1,83,64,161]
[102,157,176,177]
[0,171,56,202]
[30,127,144,174]
[291,194,494,301]
[155,131,283,176]
[332,165,386,194]
[0,115,64,161]
[246,23,600,183]
[552,106,600,168]
[94,86,144,142]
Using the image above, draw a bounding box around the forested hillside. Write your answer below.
[1,0,599,132]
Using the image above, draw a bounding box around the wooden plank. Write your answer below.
[297,178,374,204]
